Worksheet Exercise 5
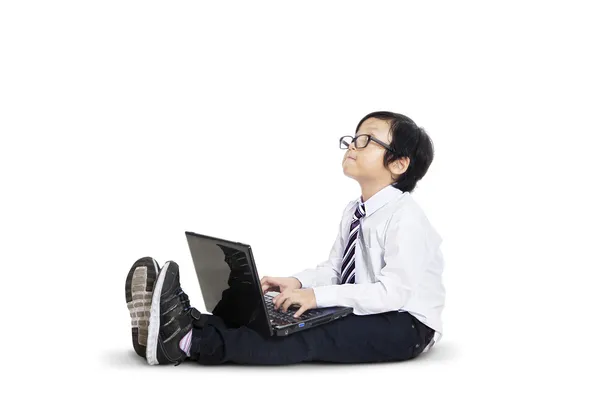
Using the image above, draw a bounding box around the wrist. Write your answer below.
[292,277,302,289]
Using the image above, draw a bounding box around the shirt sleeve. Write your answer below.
[290,201,353,288]
[312,208,440,314]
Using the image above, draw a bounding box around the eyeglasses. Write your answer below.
[339,134,401,155]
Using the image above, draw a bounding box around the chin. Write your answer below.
[342,170,357,179]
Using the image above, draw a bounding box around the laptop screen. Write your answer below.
[185,231,272,337]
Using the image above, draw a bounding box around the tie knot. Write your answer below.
[353,202,366,221]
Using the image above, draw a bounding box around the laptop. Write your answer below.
[185,230,353,337]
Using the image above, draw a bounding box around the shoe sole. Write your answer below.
[125,257,160,357]
[146,261,172,365]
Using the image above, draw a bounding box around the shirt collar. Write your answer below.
[355,184,403,217]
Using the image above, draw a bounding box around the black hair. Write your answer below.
[355,111,434,193]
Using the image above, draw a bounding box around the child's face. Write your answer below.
[342,117,407,185]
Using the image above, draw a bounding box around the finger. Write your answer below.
[264,277,275,287]
[274,294,283,309]
[294,306,307,319]
[281,297,294,313]
[276,295,286,310]
[275,290,289,305]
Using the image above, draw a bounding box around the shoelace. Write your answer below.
[174,288,191,367]
[177,288,191,312]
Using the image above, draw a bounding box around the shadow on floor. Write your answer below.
[101,341,458,369]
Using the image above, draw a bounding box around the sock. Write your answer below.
[179,330,193,357]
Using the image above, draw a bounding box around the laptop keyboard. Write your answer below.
[264,293,320,324]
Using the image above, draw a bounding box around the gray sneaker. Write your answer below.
[125,257,160,358]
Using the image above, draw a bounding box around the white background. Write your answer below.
[1,1,598,399]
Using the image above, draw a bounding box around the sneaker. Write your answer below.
[146,261,202,365]
[125,256,160,358]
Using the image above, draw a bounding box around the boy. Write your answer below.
[125,111,445,365]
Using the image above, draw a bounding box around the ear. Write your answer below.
[391,157,410,175]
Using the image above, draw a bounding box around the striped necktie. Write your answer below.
[340,201,366,284]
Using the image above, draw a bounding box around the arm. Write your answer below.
[312,209,441,314]
[290,201,353,288]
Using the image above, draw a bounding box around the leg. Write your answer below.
[189,309,431,365]
[144,260,433,366]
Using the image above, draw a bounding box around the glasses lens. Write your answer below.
[340,135,369,149]
[355,135,369,148]
[340,136,353,149]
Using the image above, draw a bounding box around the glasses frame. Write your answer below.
[339,134,401,156]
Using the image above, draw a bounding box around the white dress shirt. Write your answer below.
[291,184,445,353]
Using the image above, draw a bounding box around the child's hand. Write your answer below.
[260,276,301,294]
[272,288,317,318]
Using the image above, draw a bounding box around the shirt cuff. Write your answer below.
[312,285,340,308]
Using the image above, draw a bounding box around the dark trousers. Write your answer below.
[188,310,435,365]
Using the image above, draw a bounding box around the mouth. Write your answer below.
[347,156,356,161]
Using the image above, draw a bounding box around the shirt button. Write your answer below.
[416,344,420,348]
[412,325,415,328]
